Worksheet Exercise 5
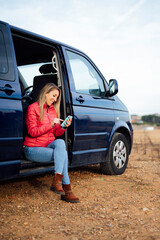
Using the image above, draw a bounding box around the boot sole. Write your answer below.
[61,196,80,203]
[50,186,65,195]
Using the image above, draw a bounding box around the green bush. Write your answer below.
[142,114,160,124]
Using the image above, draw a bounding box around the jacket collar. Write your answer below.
[44,103,54,110]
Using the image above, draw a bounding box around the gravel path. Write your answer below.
[0,129,159,240]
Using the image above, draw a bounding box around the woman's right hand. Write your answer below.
[51,118,63,127]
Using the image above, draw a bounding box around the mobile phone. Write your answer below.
[61,115,72,128]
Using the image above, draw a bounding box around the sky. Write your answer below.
[1,0,160,115]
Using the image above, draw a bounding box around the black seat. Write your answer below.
[32,64,58,102]
[32,74,58,102]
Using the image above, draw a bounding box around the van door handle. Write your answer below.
[0,84,16,95]
[76,95,85,103]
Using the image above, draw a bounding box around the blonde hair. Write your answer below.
[38,83,61,121]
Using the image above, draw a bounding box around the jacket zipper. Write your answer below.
[46,108,52,143]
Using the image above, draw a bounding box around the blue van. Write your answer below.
[0,20,133,181]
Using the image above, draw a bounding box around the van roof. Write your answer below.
[10,23,83,53]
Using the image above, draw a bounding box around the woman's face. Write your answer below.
[45,89,59,106]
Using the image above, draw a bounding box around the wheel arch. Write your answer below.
[109,121,133,155]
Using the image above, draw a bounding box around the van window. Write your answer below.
[18,63,46,87]
[0,30,9,74]
[67,51,105,97]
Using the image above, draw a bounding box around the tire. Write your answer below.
[100,133,129,175]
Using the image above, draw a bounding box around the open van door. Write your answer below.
[0,21,23,180]
[63,47,115,167]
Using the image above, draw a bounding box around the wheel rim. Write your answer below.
[113,140,127,169]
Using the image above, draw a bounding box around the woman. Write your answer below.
[23,83,79,203]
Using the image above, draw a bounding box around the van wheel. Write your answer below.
[100,133,129,175]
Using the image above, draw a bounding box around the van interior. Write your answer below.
[11,33,67,172]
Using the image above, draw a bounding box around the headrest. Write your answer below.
[39,64,57,74]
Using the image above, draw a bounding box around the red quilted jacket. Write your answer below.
[23,102,65,147]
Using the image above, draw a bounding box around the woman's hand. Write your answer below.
[51,118,63,127]
[64,117,72,127]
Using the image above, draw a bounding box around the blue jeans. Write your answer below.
[24,139,70,184]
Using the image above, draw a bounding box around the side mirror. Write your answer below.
[106,79,118,97]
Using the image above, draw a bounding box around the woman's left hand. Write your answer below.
[65,118,72,127]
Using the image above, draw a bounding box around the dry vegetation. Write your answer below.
[0,127,160,240]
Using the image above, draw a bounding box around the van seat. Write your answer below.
[32,74,58,102]
[32,63,58,102]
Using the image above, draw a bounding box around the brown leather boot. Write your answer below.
[50,174,65,195]
[61,184,80,203]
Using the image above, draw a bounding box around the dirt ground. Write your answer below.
[0,127,160,240]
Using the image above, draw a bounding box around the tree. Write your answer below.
[142,114,160,124]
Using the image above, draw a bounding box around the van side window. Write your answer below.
[67,51,105,97]
[0,30,9,74]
